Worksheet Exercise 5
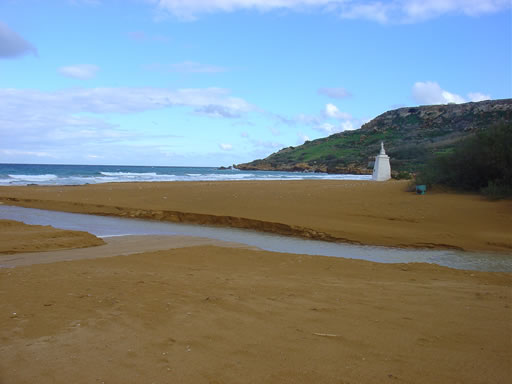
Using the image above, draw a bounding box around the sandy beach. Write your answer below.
[1,180,511,252]
[3,0,511,381]
[0,219,104,255]
[1,180,511,383]
[1,242,511,383]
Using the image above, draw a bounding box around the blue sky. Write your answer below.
[1,0,511,166]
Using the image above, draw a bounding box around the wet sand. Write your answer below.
[1,180,511,252]
[1,243,510,384]
[0,180,511,383]
[0,219,104,254]
[0,234,256,267]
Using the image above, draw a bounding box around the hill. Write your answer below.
[235,99,512,175]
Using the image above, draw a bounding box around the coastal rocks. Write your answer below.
[235,98,512,175]
[235,162,328,174]
[326,166,371,175]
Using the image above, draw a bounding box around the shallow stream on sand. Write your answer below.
[1,205,510,272]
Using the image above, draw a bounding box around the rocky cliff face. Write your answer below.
[364,99,511,137]
[235,99,512,175]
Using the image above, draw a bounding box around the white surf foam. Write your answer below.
[8,174,58,182]
[0,170,371,186]
[99,172,159,177]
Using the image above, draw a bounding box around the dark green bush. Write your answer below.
[392,171,413,180]
[388,145,428,160]
[416,124,512,198]
[481,181,512,200]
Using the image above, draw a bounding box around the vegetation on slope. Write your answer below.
[235,99,512,175]
[417,123,512,199]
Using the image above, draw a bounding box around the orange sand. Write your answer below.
[0,180,511,252]
[0,180,511,383]
[1,245,511,384]
[0,219,104,254]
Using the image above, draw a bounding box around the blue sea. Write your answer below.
[0,164,371,186]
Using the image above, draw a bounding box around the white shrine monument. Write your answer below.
[372,142,391,181]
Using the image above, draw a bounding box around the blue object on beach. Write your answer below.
[416,185,427,194]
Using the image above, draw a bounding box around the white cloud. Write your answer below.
[412,81,491,105]
[0,86,253,160]
[270,112,297,126]
[219,143,233,151]
[316,122,338,134]
[340,120,355,131]
[325,103,351,119]
[58,64,100,79]
[297,132,310,144]
[468,92,491,102]
[412,81,464,104]
[48,127,126,141]
[0,21,37,58]
[314,120,355,134]
[339,1,390,23]
[399,0,510,22]
[249,139,283,149]
[295,113,322,126]
[0,149,56,158]
[340,0,512,23]
[195,104,242,118]
[0,87,252,116]
[318,87,352,99]
[268,103,360,141]
[149,0,510,21]
[148,0,332,20]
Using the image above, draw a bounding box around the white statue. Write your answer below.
[372,142,391,181]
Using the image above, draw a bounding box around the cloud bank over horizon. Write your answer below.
[0,86,255,162]
[0,0,508,165]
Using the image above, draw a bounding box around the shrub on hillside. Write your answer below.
[416,124,512,198]
[392,171,413,180]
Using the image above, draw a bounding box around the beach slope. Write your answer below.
[0,219,104,254]
[1,180,511,252]
[1,245,510,384]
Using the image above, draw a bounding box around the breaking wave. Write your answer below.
[0,165,371,186]
[7,174,59,182]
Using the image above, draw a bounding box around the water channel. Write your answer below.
[0,205,510,272]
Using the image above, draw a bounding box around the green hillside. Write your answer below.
[235,99,512,175]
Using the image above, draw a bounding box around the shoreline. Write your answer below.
[0,234,257,268]
[0,219,104,255]
[1,180,511,253]
[0,197,363,246]
[0,163,372,186]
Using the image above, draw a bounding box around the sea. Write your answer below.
[0,164,371,186]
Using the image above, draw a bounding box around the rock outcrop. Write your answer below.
[235,99,512,175]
